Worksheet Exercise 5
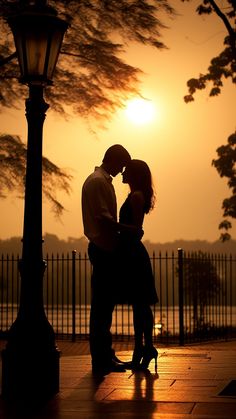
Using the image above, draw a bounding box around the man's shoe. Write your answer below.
[118,360,134,369]
[109,360,126,372]
[92,360,126,375]
[112,353,129,365]
[113,354,134,368]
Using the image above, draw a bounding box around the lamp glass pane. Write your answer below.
[25,31,48,77]
[46,30,64,79]
[14,33,25,76]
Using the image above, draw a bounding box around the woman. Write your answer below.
[118,159,158,372]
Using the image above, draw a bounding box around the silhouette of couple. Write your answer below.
[82,145,158,376]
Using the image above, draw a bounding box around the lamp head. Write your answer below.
[8,4,68,85]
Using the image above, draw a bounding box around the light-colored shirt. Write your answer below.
[82,166,118,251]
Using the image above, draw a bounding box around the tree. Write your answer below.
[183,0,236,240]
[0,0,175,121]
[183,251,221,336]
[0,134,72,215]
[0,0,175,213]
[183,0,235,103]
[212,132,236,241]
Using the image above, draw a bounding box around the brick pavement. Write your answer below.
[0,340,236,418]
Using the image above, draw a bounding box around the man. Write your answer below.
[82,144,131,374]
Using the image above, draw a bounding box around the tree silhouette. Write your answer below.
[0,0,175,122]
[183,0,235,103]
[0,0,175,213]
[212,132,236,241]
[0,134,72,215]
[183,251,221,335]
[183,0,235,240]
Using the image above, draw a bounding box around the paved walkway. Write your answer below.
[0,339,236,418]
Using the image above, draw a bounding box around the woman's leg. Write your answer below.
[143,305,154,348]
[132,303,144,348]
[141,304,158,372]
[130,303,145,367]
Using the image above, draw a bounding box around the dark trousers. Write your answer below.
[88,242,116,367]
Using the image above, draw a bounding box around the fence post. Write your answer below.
[178,248,184,346]
[72,250,76,342]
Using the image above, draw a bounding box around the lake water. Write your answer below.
[1,304,235,337]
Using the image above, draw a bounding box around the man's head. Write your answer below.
[102,144,131,177]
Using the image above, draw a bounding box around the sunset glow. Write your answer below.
[0,1,235,244]
[125,98,156,125]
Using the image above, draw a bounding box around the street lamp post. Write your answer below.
[1,2,68,403]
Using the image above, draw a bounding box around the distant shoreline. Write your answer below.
[1,234,236,256]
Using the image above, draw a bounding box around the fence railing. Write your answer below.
[1,249,236,345]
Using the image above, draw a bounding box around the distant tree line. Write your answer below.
[1,234,236,256]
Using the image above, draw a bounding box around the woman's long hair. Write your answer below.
[126,159,156,213]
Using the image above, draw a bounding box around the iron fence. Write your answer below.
[1,249,236,345]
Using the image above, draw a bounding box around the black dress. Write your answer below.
[117,194,158,305]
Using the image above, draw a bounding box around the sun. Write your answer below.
[125,98,156,125]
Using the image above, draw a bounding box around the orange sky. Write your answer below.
[0,0,235,244]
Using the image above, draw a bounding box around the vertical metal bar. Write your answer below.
[11,254,14,325]
[165,251,169,342]
[178,248,184,346]
[16,254,20,313]
[171,251,175,340]
[50,253,54,328]
[159,251,163,340]
[44,253,49,320]
[66,253,69,336]
[1,254,3,332]
[229,254,233,337]
[128,304,132,340]
[72,250,76,342]
[56,253,59,335]
[84,252,88,336]
[60,253,64,338]
[225,254,228,334]
[78,252,82,335]
[6,254,9,330]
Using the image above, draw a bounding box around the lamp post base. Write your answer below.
[1,258,60,404]
[1,344,60,405]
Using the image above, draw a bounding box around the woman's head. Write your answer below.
[122,159,156,213]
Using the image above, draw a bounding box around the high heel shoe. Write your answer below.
[140,346,158,373]
[123,345,144,370]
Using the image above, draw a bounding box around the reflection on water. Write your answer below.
[1,304,236,338]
